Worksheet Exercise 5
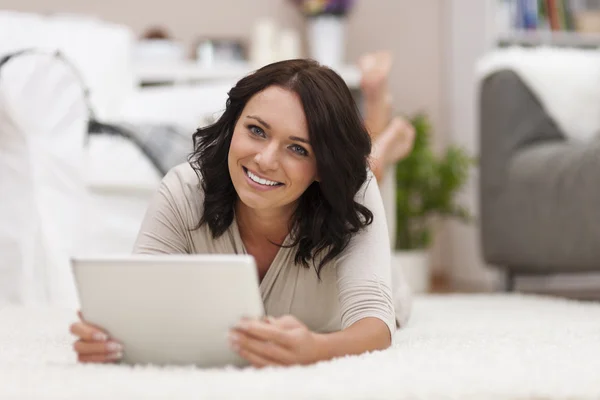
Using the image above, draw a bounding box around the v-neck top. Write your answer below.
[133,163,411,338]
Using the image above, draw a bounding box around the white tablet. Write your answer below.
[71,254,264,368]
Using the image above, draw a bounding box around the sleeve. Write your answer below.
[132,167,193,255]
[335,171,407,340]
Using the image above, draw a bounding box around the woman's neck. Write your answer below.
[235,200,293,245]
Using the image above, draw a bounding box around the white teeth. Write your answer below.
[246,169,280,186]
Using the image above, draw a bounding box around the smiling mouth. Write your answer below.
[243,167,284,187]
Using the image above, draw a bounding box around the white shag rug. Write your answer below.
[2,294,600,399]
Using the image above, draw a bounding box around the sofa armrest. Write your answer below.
[479,69,563,269]
[479,69,565,196]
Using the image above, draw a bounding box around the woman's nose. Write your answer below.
[255,143,280,171]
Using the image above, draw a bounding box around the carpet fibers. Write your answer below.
[1,294,600,399]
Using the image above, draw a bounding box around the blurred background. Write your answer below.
[2,0,600,307]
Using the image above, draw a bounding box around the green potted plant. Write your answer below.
[391,113,474,293]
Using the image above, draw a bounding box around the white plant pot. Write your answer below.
[391,250,430,294]
[306,15,346,67]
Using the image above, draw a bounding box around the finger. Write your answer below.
[73,339,123,355]
[234,320,293,347]
[236,347,281,369]
[78,351,123,364]
[69,321,109,342]
[230,331,293,365]
[273,315,301,329]
[74,311,107,333]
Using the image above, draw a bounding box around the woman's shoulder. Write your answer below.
[160,162,205,219]
[163,162,202,190]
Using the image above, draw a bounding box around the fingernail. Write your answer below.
[227,332,240,351]
[108,352,123,360]
[106,342,123,352]
[92,332,108,341]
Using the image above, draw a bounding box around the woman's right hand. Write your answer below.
[69,311,124,363]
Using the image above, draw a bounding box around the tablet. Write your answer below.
[71,254,264,368]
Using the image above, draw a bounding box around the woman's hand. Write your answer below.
[229,315,322,368]
[69,311,124,363]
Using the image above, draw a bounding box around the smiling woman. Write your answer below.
[69,59,412,368]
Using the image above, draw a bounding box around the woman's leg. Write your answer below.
[360,51,415,182]
[359,51,393,140]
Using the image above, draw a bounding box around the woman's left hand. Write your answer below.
[229,315,321,368]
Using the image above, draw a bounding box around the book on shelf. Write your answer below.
[501,0,596,32]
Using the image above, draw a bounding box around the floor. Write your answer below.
[430,272,600,301]
[429,273,454,294]
[7,295,600,399]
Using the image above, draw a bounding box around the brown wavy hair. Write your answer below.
[189,59,373,278]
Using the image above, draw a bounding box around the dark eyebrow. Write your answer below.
[246,115,271,130]
[247,115,311,145]
[289,136,310,144]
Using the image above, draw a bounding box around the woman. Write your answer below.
[70,59,411,367]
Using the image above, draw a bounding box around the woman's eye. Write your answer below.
[290,144,308,157]
[249,125,265,137]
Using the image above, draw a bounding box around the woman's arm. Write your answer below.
[313,317,391,360]
[334,172,401,344]
[315,175,401,358]
[229,315,390,367]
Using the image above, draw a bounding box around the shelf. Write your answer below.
[133,61,362,89]
[497,30,600,47]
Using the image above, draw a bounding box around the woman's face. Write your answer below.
[228,86,319,215]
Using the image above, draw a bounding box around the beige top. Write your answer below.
[133,163,411,338]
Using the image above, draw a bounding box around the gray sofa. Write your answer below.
[479,69,600,290]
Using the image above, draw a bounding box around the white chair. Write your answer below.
[0,11,235,306]
[0,50,87,306]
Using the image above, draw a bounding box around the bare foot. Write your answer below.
[359,51,392,98]
[369,116,416,183]
[358,51,394,139]
[375,116,416,166]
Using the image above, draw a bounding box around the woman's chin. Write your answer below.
[236,190,273,210]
